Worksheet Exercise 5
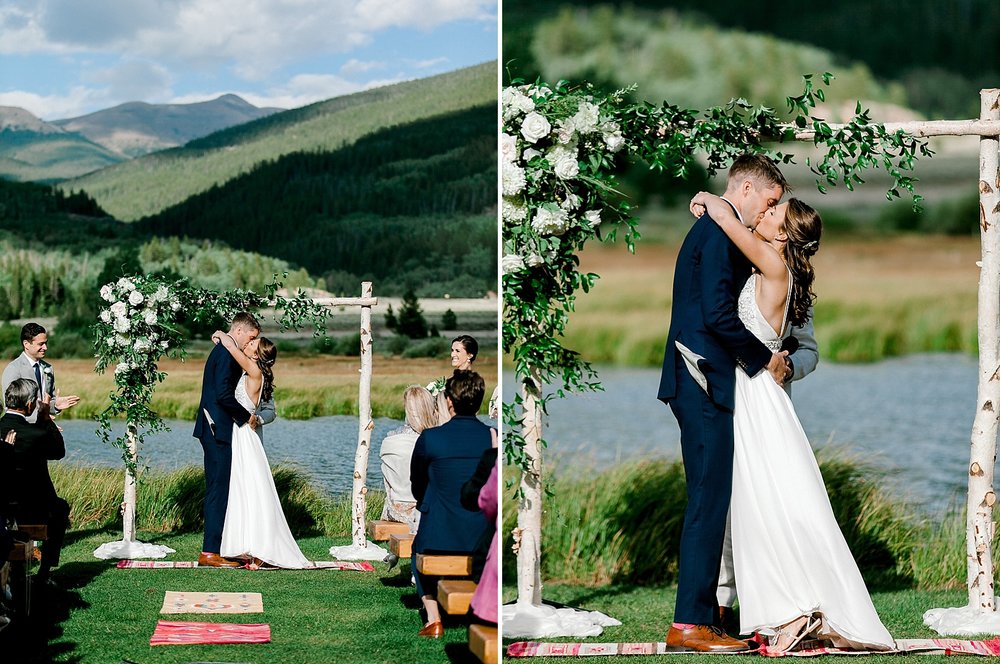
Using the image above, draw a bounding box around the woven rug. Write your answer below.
[160,591,263,614]
[508,638,1000,657]
[116,559,374,571]
[150,620,271,646]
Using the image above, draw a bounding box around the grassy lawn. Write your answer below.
[501,583,974,662]
[47,354,499,421]
[4,530,483,663]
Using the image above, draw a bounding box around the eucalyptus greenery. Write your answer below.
[501,72,933,475]
[94,274,335,479]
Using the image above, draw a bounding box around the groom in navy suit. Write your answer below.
[657,155,789,651]
[194,312,260,567]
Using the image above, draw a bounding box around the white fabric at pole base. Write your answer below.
[328,541,389,561]
[924,602,1000,635]
[502,600,621,639]
[93,539,176,560]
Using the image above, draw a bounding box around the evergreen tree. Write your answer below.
[396,290,428,339]
[384,304,398,332]
[441,308,457,330]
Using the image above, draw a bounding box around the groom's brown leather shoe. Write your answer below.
[418,621,443,638]
[198,552,241,568]
[666,624,750,652]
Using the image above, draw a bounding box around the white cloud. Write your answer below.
[0,0,496,78]
[177,71,412,110]
[340,59,386,77]
[411,57,448,69]
[84,59,173,104]
[0,86,105,120]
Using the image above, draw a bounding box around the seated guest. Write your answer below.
[379,385,437,533]
[470,461,498,626]
[410,370,491,638]
[1,378,70,586]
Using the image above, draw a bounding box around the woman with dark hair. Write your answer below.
[450,335,478,371]
[211,330,310,569]
[688,192,892,652]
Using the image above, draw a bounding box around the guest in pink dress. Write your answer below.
[470,462,498,624]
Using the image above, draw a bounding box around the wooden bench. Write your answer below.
[414,554,472,577]
[389,533,413,559]
[367,520,411,542]
[469,624,498,664]
[437,579,477,615]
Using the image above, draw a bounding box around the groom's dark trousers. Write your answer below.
[194,344,250,554]
[657,213,771,626]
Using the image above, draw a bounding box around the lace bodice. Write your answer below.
[737,274,787,352]
[234,373,259,414]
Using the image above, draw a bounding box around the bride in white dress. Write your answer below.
[211,330,311,569]
[690,192,894,652]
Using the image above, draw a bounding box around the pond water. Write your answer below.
[503,353,981,515]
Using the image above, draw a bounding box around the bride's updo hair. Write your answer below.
[781,198,822,327]
[256,337,277,403]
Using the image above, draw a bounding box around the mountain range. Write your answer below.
[0,94,281,182]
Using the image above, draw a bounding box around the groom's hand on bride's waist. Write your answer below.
[766,351,789,386]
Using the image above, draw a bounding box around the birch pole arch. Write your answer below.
[502,77,1000,638]
[91,276,381,561]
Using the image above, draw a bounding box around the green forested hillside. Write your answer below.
[67,61,497,221]
[136,104,497,296]
[503,0,996,119]
[0,130,124,182]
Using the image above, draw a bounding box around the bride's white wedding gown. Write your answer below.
[731,274,893,649]
[220,374,311,569]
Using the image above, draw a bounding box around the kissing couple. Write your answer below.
[194,312,311,569]
[657,155,895,652]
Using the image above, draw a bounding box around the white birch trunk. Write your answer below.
[122,422,138,542]
[968,89,1000,610]
[350,281,375,547]
[516,369,543,606]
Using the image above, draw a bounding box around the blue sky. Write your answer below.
[0,0,497,120]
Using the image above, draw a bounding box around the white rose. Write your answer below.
[99,310,111,323]
[604,132,626,153]
[128,290,144,306]
[573,101,601,133]
[560,194,581,211]
[115,334,128,347]
[113,318,130,334]
[500,133,519,163]
[502,162,526,196]
[522,148,542,163]
[117,278,135,291]
[531,207,570,236]
[502,88,534,120]
[144,311,157,326]
[110,301,127,317]
[502,254,526,275]
[154,286,169,302]
[554,155,579,180]
[526,254,545,267]
[100,284,114,302]
[585,210,603,227]
[171,300,181,311]
[520,112,551,144]
[555,119,576,145]
[502,199,529,223]
[160,340,169,349]
[135,339,150,352]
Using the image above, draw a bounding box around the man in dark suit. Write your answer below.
[657,154,790,652]
[410,370,491,638]
[193,312,259,567]
[1,378,70,585]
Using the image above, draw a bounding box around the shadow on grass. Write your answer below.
[0,559,104,663]
[444,641,481,663]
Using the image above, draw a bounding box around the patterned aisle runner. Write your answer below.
[116,559,375,571]
[149,620,271,646]
[507,638,1000,657]
[160,591,264,614]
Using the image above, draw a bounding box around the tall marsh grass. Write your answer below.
[503,450,980,591]
[51,463,384,537]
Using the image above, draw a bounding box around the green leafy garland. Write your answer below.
[501,73,933,474]
[94,274,335,478]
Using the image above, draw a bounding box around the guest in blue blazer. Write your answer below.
[410,369,491,638]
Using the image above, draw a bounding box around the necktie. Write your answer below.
[34,362,43,400]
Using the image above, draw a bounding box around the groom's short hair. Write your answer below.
[230,312,260,331]
[728,154,788,191]
[20,322,46,343]
[445,370,485,416]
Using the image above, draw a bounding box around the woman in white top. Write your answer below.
[379,385,438,532]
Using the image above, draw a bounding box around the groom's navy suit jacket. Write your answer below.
[657,213,772,410]
[193,344,250,444]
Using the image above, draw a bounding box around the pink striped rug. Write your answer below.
[507,638,1000,657]
[116,559,374,571]
[150,620,271,646]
